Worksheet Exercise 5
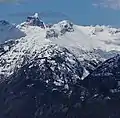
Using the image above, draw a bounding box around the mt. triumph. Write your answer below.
[0,13,120,118]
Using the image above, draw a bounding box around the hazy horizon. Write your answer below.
[0,0,120,27]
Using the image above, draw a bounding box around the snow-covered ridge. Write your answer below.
[18,19,120,52]
[17,13,120,51]
[1,13,120,79]
[18,13,46,28]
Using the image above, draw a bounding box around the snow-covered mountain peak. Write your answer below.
[34,13,39,18]
[0,42,86,82]
[2,16,120,79]
[16,18,120,55]
[0,24,101,79]
[53,20,74,31]
[16,20,120,63]
[18,13,46,29]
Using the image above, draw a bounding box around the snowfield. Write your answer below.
[18,21,120,52]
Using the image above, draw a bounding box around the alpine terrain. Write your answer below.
[0,13,120,118]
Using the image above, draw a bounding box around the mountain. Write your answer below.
[16,18,120,72]
[77,54,120,118]
[0,13,120,118]
[1,14,120,79]
[19,13,46,28]
[0,44,90,118]
[0,20,26,44]
[84,54,120,95]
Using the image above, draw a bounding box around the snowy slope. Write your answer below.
[18,21,120,55]
[18,21,120,62]
[1,16,120,78]
[16,15,120,52]
[77,25,120,51]
[49,23,120,52]
[0,24,96,78]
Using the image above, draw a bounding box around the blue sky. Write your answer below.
[0,0,120,27]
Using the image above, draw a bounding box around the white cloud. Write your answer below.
[93,0,120,10]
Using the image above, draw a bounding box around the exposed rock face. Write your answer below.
[45,20,74,39]
[46,29,59,39]
[20,13,46,28]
